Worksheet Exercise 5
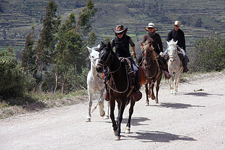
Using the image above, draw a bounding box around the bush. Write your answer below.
[189,32,225,72]
[0,50,28,97]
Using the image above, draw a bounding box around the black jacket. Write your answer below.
[142,33,163,55]
[167,29,186,50]
[111,35,135,57]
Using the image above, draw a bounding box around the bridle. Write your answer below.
[168,45,178,62]
[98,47,131,94]
[141,43,159,78]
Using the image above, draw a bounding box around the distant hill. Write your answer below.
[0,0,225,52]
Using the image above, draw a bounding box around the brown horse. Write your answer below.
[141,42,162,105]
[96,42,137,140]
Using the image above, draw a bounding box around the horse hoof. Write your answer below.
[146,102,149,106]
[125,127,130,134]
[114,131,117,136]
[86,117,91,122]
[115,136,121,141]
[104,115,109,119]
[100,111,105,117]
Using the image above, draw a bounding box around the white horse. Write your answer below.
[86,45,109,122]
[166,39,183,94]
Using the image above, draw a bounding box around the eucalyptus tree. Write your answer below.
[34,0,60,92]
[54,0,97,93]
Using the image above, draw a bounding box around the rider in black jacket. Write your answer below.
[166,21,189,73]
[104,25,142,101]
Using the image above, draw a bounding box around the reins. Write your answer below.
[141,46,160,79]
[105,57,130,94]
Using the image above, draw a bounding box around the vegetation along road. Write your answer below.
[0,72,225,150]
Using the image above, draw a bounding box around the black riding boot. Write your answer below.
[183,56,189,73]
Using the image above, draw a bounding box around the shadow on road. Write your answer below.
[129,131,196,143]
[105,117,150,127]
[184,92,224,97]
[157,102,205,109]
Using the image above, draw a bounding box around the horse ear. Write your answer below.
[107,42,111,50]
[167,41,169,45]
[87,46,91,53]
[175,41,178,44]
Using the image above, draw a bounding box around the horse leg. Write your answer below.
[176,67,183,92]
[150,82,156,100]
[98,89,105,117]
[145,83,149,106]
[105,101,110,119]
[126,97,135,133]
[169,73,174,94]
[86,88,93,122]
[155,76,162,104]
[115,100,126,140]
[110,99,117,136]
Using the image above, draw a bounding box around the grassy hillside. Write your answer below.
[0,0,225,53]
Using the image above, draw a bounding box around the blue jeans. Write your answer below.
[163,48,186,56]
[128,57,140,84]
[163,48,188,66]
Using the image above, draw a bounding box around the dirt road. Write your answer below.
[1,72,225,150]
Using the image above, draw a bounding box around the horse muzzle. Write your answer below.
[169,58,175,62]
[96,64,104,73]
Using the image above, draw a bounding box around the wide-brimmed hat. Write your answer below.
[113,25,128,34]
[145,23,157,31]
[174,21,181,26]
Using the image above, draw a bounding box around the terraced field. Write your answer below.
[0,0,225,51]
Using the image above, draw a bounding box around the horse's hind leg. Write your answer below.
[155,77,162,104]
[98,89,105,117]
[145,83,149,106]
[105,101,109,119]
[126,98,135,133]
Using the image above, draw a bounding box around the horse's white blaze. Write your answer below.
[86,45,109,121]
[167,39,183,94]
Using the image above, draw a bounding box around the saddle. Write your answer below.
[120,58,136,87]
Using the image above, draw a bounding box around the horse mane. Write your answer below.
[167,39,178,47]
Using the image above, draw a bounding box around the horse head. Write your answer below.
[87,45,101,67]
[167,39,178,62]
[141,41,155,69]
[96,42,113,73]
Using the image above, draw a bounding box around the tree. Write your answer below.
[195,18,203,27]
[34,0,60,92]
[21,26,36,75]
[54,0,97,93]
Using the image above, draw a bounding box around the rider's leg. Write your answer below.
[159,56,170,79]
[163,48,168,56]
[137,55,142,66]
[130,58,142,101]
[180,48,189,73]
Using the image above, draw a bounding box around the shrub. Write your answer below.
[0,50,28,97]
[189,32,225,72]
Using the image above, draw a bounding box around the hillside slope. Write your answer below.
[0,0,225,51]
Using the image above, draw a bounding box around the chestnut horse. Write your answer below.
[141,42,162,105]
[96,42,137,140]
